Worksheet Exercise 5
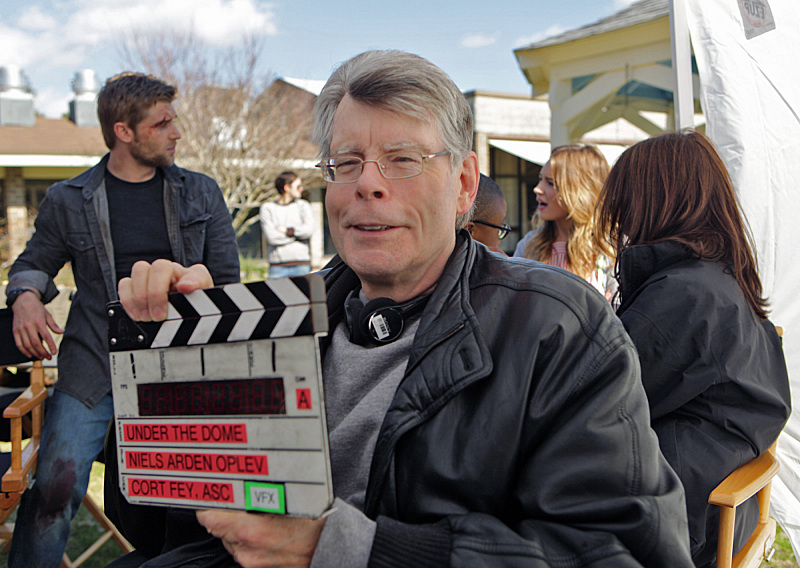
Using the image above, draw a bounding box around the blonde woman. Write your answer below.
[514,144,615,299]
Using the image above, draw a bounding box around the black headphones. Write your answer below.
[344,289,430,346]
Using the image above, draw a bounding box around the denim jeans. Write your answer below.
[8,390,114,568]
[268,263,311,279]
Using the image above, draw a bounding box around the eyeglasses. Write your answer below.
[316,150,450,183]
[472,220,511,240]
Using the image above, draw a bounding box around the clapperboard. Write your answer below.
[108,274,333,517]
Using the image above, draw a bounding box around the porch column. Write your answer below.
[474,131,490,175]
[5,167,27,263]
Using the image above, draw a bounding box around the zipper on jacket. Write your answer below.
[364,321,466,516]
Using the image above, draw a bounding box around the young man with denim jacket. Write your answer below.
[5,72,239,567]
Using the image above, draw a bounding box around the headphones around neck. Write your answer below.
[344,290,429,346]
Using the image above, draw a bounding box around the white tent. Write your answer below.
[684,0,800,556]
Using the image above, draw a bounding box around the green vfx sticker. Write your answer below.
[245,481,286,514]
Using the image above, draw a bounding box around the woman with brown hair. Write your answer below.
[514,144,616,299]
[595,130,791,567]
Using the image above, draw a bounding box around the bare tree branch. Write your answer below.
[117,29,320,238]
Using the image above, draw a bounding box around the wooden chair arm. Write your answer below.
[2,439,39,493]
[0,374,47,494]
[3,383,47,418]
[709,446,779,508]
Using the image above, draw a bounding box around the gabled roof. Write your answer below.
[280,77,326,97]
[0,116,105,156]
[520,0,668,50]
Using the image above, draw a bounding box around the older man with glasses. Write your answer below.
[106,50,692,568]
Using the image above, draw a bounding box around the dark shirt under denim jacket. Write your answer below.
[7,154,240,408]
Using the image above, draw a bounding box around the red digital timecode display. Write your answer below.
[137,377,286,417]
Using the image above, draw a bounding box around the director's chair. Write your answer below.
[0,309,49,552]
[709,441,779,568]
[708,326,785,568]
[0,307,133,566]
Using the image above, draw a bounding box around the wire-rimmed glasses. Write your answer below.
[316,150,450,183]
[472,220,511,240]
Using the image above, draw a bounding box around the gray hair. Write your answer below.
[313,50,475,229]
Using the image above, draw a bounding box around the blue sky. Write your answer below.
[0,0,637,118]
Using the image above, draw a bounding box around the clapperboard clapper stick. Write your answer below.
[107,273,333,517]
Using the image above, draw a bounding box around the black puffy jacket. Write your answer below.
[617,241,791,567]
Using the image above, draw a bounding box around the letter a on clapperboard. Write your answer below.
[297,388,312,410]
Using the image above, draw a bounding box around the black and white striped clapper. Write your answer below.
[108,274,328,352]
[107,273,333,517]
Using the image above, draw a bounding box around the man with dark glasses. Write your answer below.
[466,174,510,254]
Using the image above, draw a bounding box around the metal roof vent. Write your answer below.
[0,65,36,126]
[69,69,100,127]
[0,65,32,92]
[72,69,99,95]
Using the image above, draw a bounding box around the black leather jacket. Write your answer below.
[323,234,693,567]
[106,234,693,567]
[617,241,791,567]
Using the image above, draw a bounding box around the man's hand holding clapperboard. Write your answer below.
[107,274,333,518]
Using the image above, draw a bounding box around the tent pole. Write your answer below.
[670,0,694,130]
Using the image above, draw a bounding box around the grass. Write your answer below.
[764,525,800,567]
[63,463,128,567]
[239,254,270,283]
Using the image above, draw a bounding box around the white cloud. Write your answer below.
[0,24,36,67]
[514,25,567,48]
[190,0,279,45]
[0,0,281,117]
[74,0,279,46]
[4,0,279,71]
[614,0,638,8]
[16,6,58,31]
[460,33,497,49]
[33,86,73,118]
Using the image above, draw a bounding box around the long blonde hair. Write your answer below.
[524,145,613,279]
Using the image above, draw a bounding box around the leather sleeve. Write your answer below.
[369,328,693,567]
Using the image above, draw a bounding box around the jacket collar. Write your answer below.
[65,153,186,197]
[322,231,493,404]
[403,231,494,409]
[408,231,479,366]
[346,231,494,517]
[618,241,693,305]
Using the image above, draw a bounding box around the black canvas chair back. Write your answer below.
[0,308,35,367]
